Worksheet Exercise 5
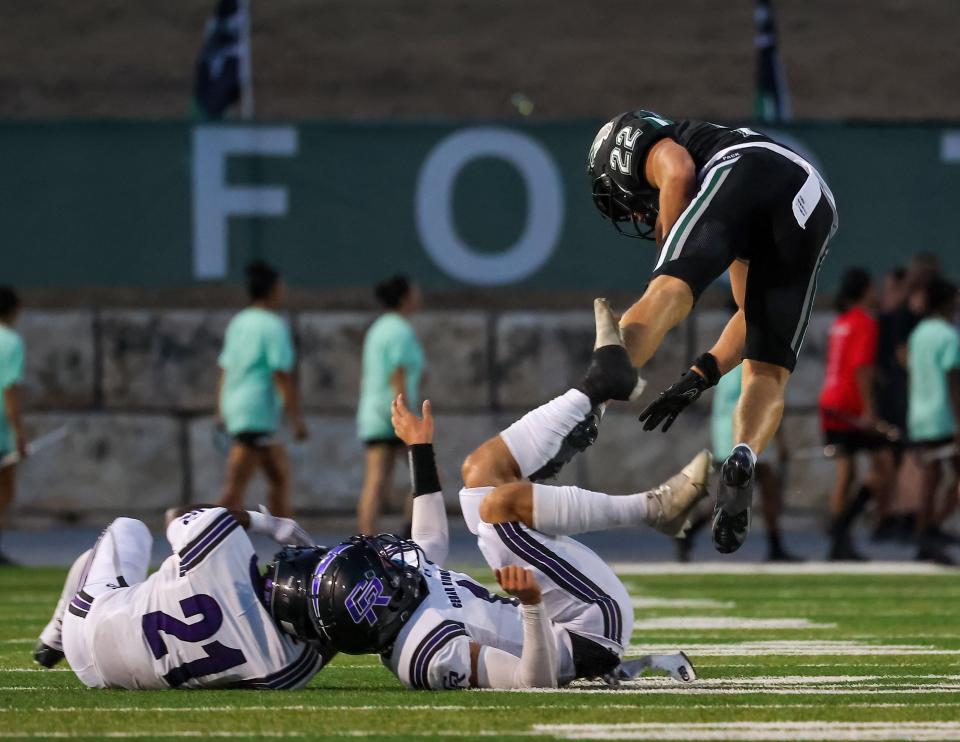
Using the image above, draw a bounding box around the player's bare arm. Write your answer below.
[643,138,696,246]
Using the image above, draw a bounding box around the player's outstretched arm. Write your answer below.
[164,504,312,546]
[469,567,558,689]
[392,395,449,564]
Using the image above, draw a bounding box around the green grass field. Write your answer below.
[2,564,959,740]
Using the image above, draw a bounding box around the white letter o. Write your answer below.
[415,127,563,286]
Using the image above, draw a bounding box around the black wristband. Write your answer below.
[408,444,442,497]
[692,352,722,387]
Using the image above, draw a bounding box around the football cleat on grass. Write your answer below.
[604,651,698,686]
[644,450,712,538]
[33,640,64,669]
[712,444,755,554]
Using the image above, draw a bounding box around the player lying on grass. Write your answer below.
[295,299,709,689]
[33,505,335,689]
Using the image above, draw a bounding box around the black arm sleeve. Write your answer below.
[408,444,442,497]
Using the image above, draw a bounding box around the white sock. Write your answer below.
[733,443,757,467]
[39,548,91,650]
[532,483,651,536]
[499,389,594,478]
[459,486,494,535]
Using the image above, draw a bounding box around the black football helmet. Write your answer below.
[310,535,427,655]
[586,111,660,240]
[265,545,330,643]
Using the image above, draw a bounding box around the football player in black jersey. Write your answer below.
[587,110,838,554]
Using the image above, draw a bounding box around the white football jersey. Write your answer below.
[383,563,567,690]
[82,508,328,689]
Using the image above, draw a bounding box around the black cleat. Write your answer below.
[917,530,956,566]
[712,445,755,554]
[828,538,868,562]
[33,640,65,669]
[529,405,603,482]
[916,543,956,566]
[767,544,804,563]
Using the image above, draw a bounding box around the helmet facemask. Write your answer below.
[590,174,659,240]
[309,535,427,655]
[266,545,330,644]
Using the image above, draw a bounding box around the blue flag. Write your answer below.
[192,0,251,119]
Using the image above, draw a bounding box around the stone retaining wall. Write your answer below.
[10,308,834,524]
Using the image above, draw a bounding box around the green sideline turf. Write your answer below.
[1,566,959,740]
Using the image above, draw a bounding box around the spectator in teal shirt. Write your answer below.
[907,277,960,565]
[0,287,27,565]
[216,261,307,518]
[357,275,424,534]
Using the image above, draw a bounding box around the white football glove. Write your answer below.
[248,505,313,546]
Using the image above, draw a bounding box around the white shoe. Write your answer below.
[606,652,697,685]
[645,450,712,537]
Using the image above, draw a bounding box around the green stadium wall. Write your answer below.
[3,121,959,291]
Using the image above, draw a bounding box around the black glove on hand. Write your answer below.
[638,353,721,433]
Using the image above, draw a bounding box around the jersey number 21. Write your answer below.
[142,593,246,687]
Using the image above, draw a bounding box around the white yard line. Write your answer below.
[625,640,960,656]
[632,617,835,631]
[602,674,960,686]
[2,701,958,714]
[6,683,960,696]
[704,661,960,669]
[0,668,71,672]
[631,597,735,610]
[511,686,960,695]
[0,734,311,739]
[535,721,960,741]
[611,561,953,575]
[4,724,960,741]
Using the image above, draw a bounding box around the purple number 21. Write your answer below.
[142,594,246,687]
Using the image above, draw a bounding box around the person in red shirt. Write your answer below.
[818,268,896,560]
